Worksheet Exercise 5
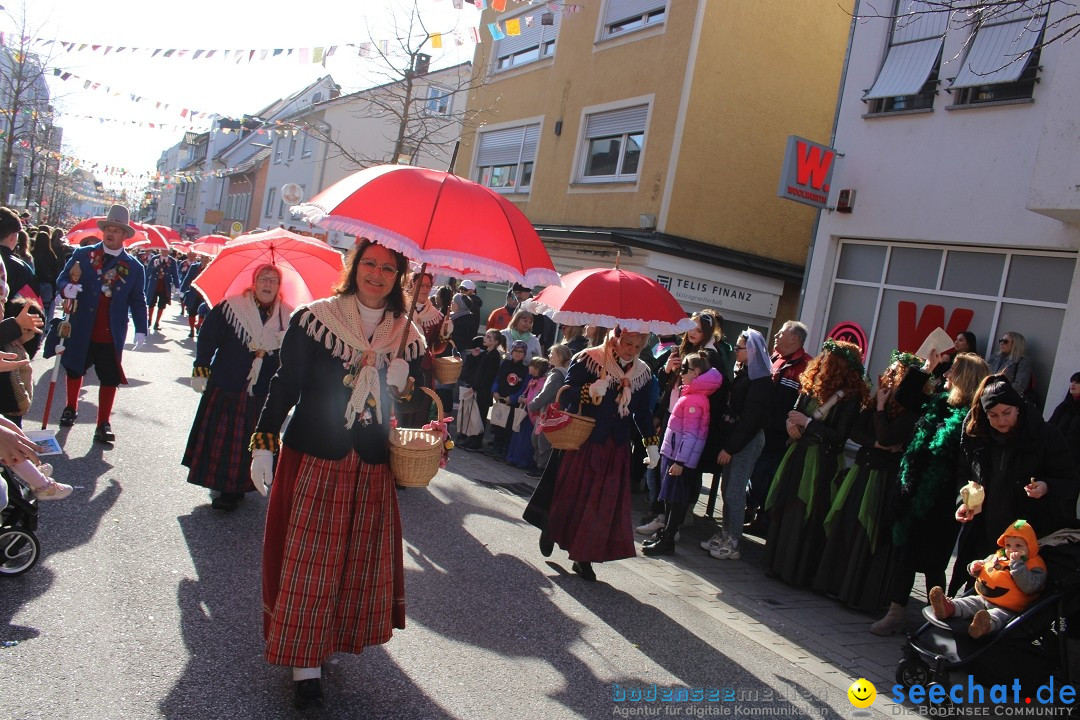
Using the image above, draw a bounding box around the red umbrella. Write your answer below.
[293,165,559,286]
[524,265,696,336]
[153,225,182,243]
[192,234,344,309]
[191,234,230,257]
[229,227,312,245]
[128,234,171,252]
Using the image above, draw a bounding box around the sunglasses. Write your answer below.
[999,338,1010,344]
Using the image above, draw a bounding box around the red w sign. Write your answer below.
[777,135,837,210]
[897,301,974,352]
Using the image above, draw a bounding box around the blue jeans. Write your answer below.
[721,430,765,543]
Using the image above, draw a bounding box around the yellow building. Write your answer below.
[458,0,853,336]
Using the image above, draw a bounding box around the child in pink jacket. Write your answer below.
[643,352,723,556]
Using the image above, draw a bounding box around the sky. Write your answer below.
[6,0,481,191]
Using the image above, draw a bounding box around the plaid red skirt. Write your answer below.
[547,435,636,563]
[182,387,261,494]
[262,445,405,667]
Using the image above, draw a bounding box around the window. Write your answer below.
[475,123,539,192]
[949,7,1045,105]
[601,0,667,40]
[864,0,948,113]
[311,92,323,104]
[288,133,297,161]
[493,10,560,71]
[425,86,451,116]
[580,104,648,182]
[273,137,282,164]
[301,132,312,158]
[266,187,276,218]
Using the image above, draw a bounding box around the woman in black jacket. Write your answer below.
[951,374,1078,592]
[1048,372,1080,468]
[32,227,61,319]
[699,329,772,560]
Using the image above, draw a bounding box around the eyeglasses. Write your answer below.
[256,275,280,285]
[359,258,400,276]
[999,338,1010,344]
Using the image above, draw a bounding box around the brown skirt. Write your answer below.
[262,445,405,667]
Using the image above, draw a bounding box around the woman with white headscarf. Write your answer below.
[183,264,291,512]
[700,329,773,560]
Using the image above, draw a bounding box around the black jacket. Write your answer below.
[1048,395,1080,468]
[255,311,421,463]
[720,370,773,456]
[1,245,38,299]
[194,303,283,395]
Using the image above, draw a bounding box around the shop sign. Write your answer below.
[777,135,837,210]
[652,272,778,317]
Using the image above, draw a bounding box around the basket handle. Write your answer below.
[418,386,444,419]
[553,384,574,408]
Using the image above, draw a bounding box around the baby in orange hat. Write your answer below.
[929,519,1046,638]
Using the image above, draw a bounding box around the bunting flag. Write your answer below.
[505,18,521,36]
[492,0,507,11]
[487,22,506,40]
[431,33,443,49]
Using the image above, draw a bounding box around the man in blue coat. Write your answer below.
[144,250,180,332]
[56,204,148,444]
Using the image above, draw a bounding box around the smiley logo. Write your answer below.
[847,678,877,708]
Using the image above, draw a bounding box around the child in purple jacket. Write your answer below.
[643,352,723,556]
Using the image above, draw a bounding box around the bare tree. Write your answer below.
[0,4,58,204]
[857,0,1079,66]
[298,1,488,172]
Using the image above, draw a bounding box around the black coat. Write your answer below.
[1048,395,1080,468]
[194,303,283,395]
[720,370,774,456]
[255,310,421,463]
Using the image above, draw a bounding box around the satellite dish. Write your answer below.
[281,183,304,205]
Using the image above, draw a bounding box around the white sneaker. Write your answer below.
[636,514,665,535]
[34,479,73,501]
[700,532,727,551]
[710,543,740,560]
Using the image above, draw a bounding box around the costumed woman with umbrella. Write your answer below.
[396,269,446,426]
[535,328,660,582]
[250,239,424,710]
[182,264,291,511]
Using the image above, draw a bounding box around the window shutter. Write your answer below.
[604,0,666,25]
[476,126,527,167]
[521,124,540,162]
[949,12,1045,88]
[585,105,648,139]
[864,1,949,99]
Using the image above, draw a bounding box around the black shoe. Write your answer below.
[154,324,161,332]
[211,494,239,512]
[642,532,676,556]
[188,330,194,338]
[571,561,596,582]
[60,406,77,427]
[94,423,116,444]
[525,469,543,479]
[293,678,323,710]
[539,530,554,558]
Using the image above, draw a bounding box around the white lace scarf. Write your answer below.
[413,301,443,332]
[221,292,291,395]
[580,343,652,417]
[299,295,425,428]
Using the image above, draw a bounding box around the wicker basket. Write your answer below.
[542,385,595,451]
[390,387,446,488]
[432,353,462,385]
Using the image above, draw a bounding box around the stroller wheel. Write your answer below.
[0,527,40,577]
[896,658,932,688]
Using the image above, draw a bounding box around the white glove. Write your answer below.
[62,283,82,299]
[191,376,207,394]
[250,449,274,497]
[131,333,147,350]
[386,358,409,392]
[645,445,660,469]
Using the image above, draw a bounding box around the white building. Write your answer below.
[800,0,1080,413]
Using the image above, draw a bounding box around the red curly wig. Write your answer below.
[799,339,871,409]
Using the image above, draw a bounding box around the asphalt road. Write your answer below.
[1,311,878,720]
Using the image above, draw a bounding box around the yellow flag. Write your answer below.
[505,18,521,36]
[432,33,443,49]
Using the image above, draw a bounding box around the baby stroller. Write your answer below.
[0,467,40,577]
[894,537,1080,692]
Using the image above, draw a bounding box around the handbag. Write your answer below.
[457,387,484,437]
[510,405,525,433]
[488,401,511,428]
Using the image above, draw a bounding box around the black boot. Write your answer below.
[642,503,683,556]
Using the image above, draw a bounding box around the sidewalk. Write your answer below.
[449,446,921,713]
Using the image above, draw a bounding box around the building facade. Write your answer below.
[799,0,1080,412]
[457,0,854,338]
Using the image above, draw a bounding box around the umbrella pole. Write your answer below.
[397,262,427,359]
[41,340,65,430]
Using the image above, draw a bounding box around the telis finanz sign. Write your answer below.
[777,135,838,210]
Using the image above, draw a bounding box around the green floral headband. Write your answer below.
[822,338,865,375]
[890,350,924,370]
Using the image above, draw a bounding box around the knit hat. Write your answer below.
[510,340,528,354]
[979,374,1024,412]
[470,335,486,349]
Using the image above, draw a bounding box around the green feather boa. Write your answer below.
[892,393,967,546]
